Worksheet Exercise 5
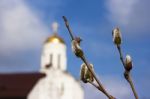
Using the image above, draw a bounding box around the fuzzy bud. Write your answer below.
[71,40,84,57]
[125,54,132,71]
[112,27,122,45]
[80,63,94,83]
[80,63,87,83]
[74,37,82,44]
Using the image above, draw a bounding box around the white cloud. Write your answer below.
[0,0,49,56]
[83,75,133,99]
[106,0,137,25]
[106,0,150,36]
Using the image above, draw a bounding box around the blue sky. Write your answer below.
[0,0,150,98]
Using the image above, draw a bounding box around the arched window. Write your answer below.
[58,54,61,69]
[45,54,53,69]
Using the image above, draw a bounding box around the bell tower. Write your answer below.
[40,22,67,73]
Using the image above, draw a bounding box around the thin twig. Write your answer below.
[62,16,115,99]
[62,16,74,40]
[117,45,139,99]
[89,81,101,91]
[117,45,125,69]
[124,71,139,99]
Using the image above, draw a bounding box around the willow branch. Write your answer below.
[117,45,138,99]
[63,16,115,99]
[62,16,74,40]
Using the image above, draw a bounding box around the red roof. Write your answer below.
[0,72,45,99]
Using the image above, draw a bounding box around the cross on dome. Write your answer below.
[52,22,59,33]
[45,22,65,44]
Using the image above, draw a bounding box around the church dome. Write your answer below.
[44,22,65,44]
[45,33,65,44]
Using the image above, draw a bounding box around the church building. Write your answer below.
[0,22,84,99]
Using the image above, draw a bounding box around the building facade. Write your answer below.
[28,22,84,99]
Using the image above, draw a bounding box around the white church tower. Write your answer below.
[41,22,67,72]
[28,22,84,99]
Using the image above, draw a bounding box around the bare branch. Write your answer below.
[88,81,101,91]
[62,16,74,40]
[63,16,116,99]
[116,45,139,99]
